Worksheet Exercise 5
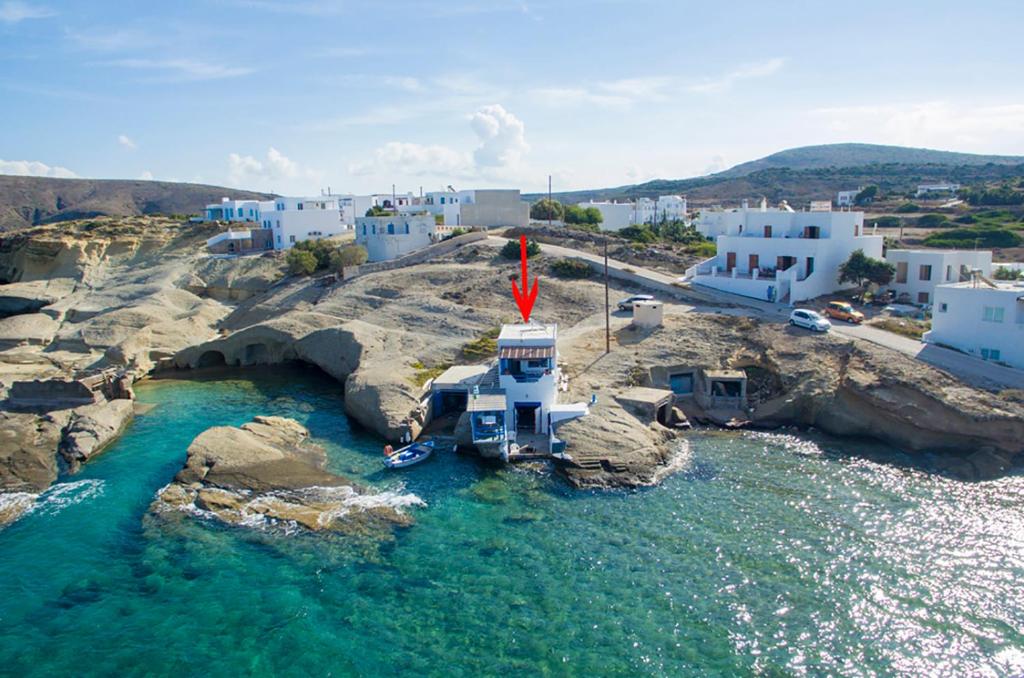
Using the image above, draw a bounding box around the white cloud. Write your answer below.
[138,170,154,180]
[0,158,77,178]
[0,1,54,23]
[809,101,1024,149]
[703,155,728,175]
[101,58,253,82]
[352,104,531,182]
[349,142,470,177]
[227,147,320,190]
[118,134,137,150]
[688,57,786,93]
[471,104,528,169]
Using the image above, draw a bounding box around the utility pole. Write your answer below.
[548,174,552,228]
[604,240,611,355]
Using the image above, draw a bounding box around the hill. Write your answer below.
[717,143,1024,178]
[534,144,1024,206]
[0,176,272,230]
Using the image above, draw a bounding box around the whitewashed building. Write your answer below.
[257,197,348,250]
[355,214,437,262]
[204,198,262,223]
[924,279,1024,368]
[884,249,992,305]
[916,182,961,197]
[688,200,883,304]
[418,189,528,228]
[576,195,687,231]
[837,190,860,207]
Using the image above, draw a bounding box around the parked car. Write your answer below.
[823,301,865,324]
[789,309,831,332]
[617,294,654,312]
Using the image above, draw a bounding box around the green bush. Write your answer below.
[686,241,717,257]
[872,216,901,228]
[500,238,541,259]
[565,222,601,234]
[994,267,1023,281]
[286,249,317,276]
[923,226,1022,249]
[895,202,920,213]
[328,244,368,272]
[461,326,501,360]
[563,204,603,226]
[955,214,977,224]
[916,213,950,228]
[617,224,658,243]
[365,205,390,217]
[292,239,336,269]
[443,227,467,241]
[551,258,593,278]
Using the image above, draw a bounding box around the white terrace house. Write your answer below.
[924,279,1024,368]
[354,214,437,262]
[204,196,348,250]
[884,249,992,305]
[576,195,688,232]
[463,324,589,459]
[688,199,883,304]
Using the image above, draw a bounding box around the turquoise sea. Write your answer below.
[1,365,1022,676]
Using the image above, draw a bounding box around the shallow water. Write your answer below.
[1,366,1022,676]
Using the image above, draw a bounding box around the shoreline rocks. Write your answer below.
[151,416,420,535]
[59,398,135,473]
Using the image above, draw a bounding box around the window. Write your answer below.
[527,359,548,369]
[276,235,281,244]
[917,292,929,304]
[297,203,303,210]
[981,348,1001,361]
[387,223,395,235]
[983,306,1005,323]
[945,265,953,281]
[939,303,948,313]
[919,264,932,281]
[405,223,410,234]
[763,225,772,238]
[896,262,908,284]
[289,235,296,243]
[362,225,367,235]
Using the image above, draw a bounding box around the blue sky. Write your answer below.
[2,0,1024,194]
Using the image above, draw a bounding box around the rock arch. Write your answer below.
[196,350,227,368]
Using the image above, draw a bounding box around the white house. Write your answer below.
[464,323,589,459]
[419,189,528,228]
[256,197,348,250]
[924,279,1024,368]
[837,190,861,207]
[884,249,992,305]
[204,198,262,223]
[688,200,883,304]
[577,195,688,231]
[355,214,437,262]
[916,182,961,198]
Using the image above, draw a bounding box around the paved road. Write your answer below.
[485,235,1024,390]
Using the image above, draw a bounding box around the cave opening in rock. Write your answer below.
[196,350,227,368]
[244,343,270,365]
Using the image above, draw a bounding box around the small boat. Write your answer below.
[383,440,435,469]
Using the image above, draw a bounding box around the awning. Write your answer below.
[498,345,555,360]
[467,393,507,412]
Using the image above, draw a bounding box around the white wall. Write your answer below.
[355,214,436,262]
[258,197,347,250]
[925,282,1024,368]
[578,201,634,231]
[885,249,992,304]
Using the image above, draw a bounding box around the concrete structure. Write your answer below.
[924,279,1024,368]
[205,228,274,255]
[688,200,883,304]
[258,197,348,250]
[884,249,992,305]
[916,182,961,197]
[577,195,688,231]
[417,189,528,228]
[453,323,589,459]
[204,198,262,223]
[632,300,664,328]
[355,214,437,262]
[837,190,861,207]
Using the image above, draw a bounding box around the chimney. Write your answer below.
[741,199,749,210]
[759,197,767,211]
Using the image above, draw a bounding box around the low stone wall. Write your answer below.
[343,231,487,280]
[8,379,99,408]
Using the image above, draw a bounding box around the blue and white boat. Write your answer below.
[383,440,436,469]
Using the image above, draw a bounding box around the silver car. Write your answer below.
[789,309,831,332]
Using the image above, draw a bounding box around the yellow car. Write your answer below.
[823,301,865,324]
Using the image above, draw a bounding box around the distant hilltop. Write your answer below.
[0,176,271,230]
[532,143,1024,205]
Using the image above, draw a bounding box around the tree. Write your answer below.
[854,185,879,205]
[328,244,368,272]
[292,239,335,270]
[530,198,564,221]
[563,204,602,226]
[286,248,317,276]
[838,249,894,292]
[618,224,658,243]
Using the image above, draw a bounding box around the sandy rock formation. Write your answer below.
[0,313,60,349]
[151,416,418,534]
[0,278,76,317]
[59,398,135,473]
[0,410,69,527]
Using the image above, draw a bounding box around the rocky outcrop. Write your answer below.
[151,416,420,535]
[59,398,135,473]
[0,313,60,349]
[0,278,76,317]
[0,410,68,528]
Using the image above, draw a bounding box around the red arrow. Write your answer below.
[511,235,539,322]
